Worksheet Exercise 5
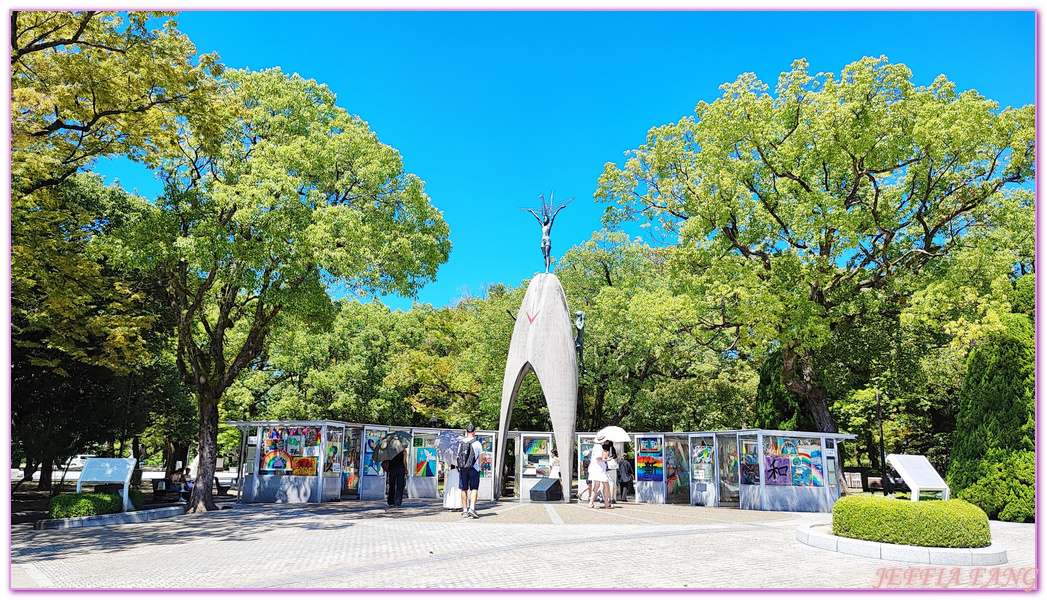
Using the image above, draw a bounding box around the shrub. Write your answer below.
[48,490,142,519]
[947,313,1034,522]
[957,450,1034,523]
[832,495,991,548]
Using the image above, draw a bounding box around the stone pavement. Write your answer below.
[9,499,1037,591]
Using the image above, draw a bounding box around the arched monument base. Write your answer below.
[494,273,577,502]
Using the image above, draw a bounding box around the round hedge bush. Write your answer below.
[832,495,991,548]
[48,490,144,519]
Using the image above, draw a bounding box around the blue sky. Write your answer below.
[94,10,1037,312]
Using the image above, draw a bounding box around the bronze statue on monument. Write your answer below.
[523,193,573,273]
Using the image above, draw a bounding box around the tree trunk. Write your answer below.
[866,431,880,470]
[15,457,38,492]
[592,386,606,430]
[38,455,54,491]
[781,347,838,433]
[186,395,220,513]
[130,436,143,486]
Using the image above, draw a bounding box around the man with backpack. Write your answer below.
[457,425,483,519]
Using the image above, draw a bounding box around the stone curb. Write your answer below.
[33,506,185,530]
[796,523,1007,565]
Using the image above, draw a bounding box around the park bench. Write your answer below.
[77,457,137,512]
[152,475,234,502]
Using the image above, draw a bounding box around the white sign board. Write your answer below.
[76,457,138,512]
[886,454,950,501]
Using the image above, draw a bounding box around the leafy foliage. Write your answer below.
[947,313,1034,521]
[106,66,450,511]
[753,349,816,431]
[597,56,1035,432]
[11,11,224,196]
[955,450,1034,523]
[832,495,991,548]
[48,491,141,519]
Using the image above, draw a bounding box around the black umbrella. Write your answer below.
[372,431,413,463]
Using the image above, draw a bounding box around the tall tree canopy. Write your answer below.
[11,11,223,196]
[110,68,451,511]
[597,56,1035,432]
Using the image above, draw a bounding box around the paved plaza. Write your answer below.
[10,499,1037,591]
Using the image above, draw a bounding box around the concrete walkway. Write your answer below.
[9,499,1037,590]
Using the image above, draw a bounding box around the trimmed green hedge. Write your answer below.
[832,495,991,548]
[48,489,144,519]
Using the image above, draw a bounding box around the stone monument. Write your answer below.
[494,194,578,502]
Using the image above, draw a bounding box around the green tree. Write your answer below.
[947,313,1034,521]
[597,56,1034,432]
[558,231,755,432]
[753,348,816,431]
[11,10,223,196]
[110,68,450,512]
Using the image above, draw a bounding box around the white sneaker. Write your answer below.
[470,509,480,519]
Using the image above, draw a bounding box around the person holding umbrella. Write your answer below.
[385,449,408,508]
[372,431,412,509]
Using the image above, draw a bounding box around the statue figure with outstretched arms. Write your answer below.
[523,192,573,273]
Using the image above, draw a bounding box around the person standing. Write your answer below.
[604,441,619,505]
[459,425,483,519]
[581,449,593,505]
[386,449,408,508]
[443,463,462,511]
[588,434,612,509]
[617,453,634,502]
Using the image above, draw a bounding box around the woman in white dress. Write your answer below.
[588,434,612,508]
[443,464,463,510]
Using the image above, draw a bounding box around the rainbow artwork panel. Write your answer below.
[262,449,293,473]
[636,453,663,481]
[415,448,437,477]
[479,453,493,477]
[811,463,824,487]
[291,456,317,476]
[799,441,822,461]
[523,438,548,455]
[778,438,799,455]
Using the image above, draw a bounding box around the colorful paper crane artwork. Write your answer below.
[415,448,437,477]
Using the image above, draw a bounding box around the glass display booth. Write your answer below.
[341,425,363,499]
[685,429,853,512]
[506,431,553,501]
[633,433,666,503]
[230,420,345,503]
[407,429,439,499]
